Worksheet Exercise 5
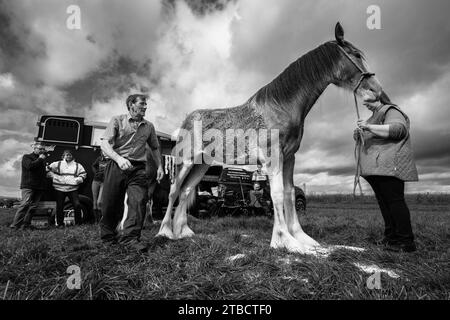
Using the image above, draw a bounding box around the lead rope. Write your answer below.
[353,125,365,197]
[352,78,366,197]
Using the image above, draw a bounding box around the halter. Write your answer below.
[335,43,376,196]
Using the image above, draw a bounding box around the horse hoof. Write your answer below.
[174,226,195,239]
[270,230,323,255]
[270,235,304,254]
[270,242,310,254]
[156,229,175,240]
[293,232,320,248]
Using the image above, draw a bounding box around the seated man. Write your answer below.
[252,163,268,190]
[249,182,271,216]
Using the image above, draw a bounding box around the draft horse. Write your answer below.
[157,23,383,254]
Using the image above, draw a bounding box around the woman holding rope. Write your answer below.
[354,92,419,253]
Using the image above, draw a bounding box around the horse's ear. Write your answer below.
[335,22,345,45]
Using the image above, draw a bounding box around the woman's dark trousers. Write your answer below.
[55,190,82,226]
[364,175,415,244]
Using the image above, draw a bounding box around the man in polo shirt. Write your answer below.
[100,94,164,252]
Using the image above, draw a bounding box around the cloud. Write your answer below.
[0,153,22,178]
[65,55,152,112]
[164,0,236,16]
[147,0,259,132]
[0,73,14,89]
[0,0,164,86]
[0,139,30,195]
[0,80,70,120]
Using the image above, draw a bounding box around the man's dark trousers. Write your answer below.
[100,160,148,243]
[11,189,43,228]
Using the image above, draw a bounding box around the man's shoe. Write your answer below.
[372,237,395,246]
[55,224,65,229]
[384,242,417,253]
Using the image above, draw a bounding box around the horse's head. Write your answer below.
[330,22,382,100]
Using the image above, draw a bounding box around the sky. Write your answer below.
[1,0,450,197]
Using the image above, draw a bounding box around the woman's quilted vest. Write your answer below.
[359,104,419,181]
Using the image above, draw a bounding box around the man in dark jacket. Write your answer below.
[10,142,48,230]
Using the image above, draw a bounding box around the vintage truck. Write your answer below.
[189,166,306,218]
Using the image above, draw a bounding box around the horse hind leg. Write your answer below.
[156,162,194,239]
[173,164,210,239]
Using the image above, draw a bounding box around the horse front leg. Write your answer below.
[156,162,193,239]
[283,155,320,249]
[268,164,309,253]
[173,164,210,239]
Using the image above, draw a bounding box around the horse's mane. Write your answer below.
[251,41,365,107]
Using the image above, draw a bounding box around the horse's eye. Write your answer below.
[354,52,362,59]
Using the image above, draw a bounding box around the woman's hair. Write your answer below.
[32,141,45,148]
[61,149,73,159]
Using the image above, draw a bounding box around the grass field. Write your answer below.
[0,194,449,300]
